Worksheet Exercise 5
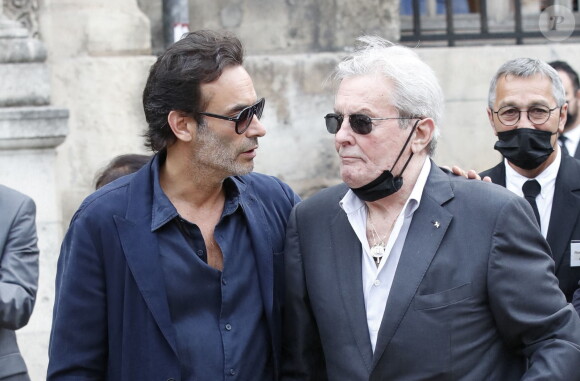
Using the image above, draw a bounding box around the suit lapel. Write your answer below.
[236,178,285,371]
[115,162,178,355]
[239,188,275,336]
[115,217,178,355]
[547,155,580,271]
[372,164,454,368]
[331,206,374,372]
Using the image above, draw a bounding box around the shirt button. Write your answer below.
[373,279,381,286]
[229,368,236,376]
[225,323,232,331]
[222,278,227,285]
[196,250,204,257]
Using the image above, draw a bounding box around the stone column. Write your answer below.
[0,0,26,36]
[0,2,68,379]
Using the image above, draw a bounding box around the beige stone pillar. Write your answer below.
[0,0,27,36]
[0,2,69,379]
[40,0,155,225]
[0,107,68,381]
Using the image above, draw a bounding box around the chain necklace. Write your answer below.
[367,210,398,267]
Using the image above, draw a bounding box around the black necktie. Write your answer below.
[559,135,569,156]
[522,180,541,227]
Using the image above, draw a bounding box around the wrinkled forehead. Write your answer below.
[334,74,397,112]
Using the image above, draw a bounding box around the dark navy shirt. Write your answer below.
[151,155,273,381]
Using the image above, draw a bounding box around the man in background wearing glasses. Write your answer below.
[48,30,300,380]
[281,38,580,380]
[481,58,580,312]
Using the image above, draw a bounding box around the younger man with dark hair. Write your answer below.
[48,30,300,380]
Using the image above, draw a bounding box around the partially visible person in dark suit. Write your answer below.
[281,37,580,381]
[481,58,580,304]
[0,185,39,381]
[48,30,300,380]
[549,60,580,159]
[575,285,580,315]
[94,153,151,189]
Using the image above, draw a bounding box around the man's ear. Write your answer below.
[411,118,435,154]
[167,110,194,142]
[558,102,568,134]
[487,107,498,136]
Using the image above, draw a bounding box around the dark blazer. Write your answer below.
[0,185,39,381]
[575,288,580,314]
[480,153,580,302]
[48,159,300,380]
[282,162,580,380]
[570,141,580,159]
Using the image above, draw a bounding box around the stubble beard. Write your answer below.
[195,124,256,177]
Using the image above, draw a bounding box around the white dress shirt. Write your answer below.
[504,148,561,238]
[561,125,580,156]
[339,158,431,351]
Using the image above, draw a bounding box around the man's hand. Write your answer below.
[443,165,492,182]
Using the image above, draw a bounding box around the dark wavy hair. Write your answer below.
[142,30,244,152]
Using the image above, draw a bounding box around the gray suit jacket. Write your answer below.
[0,185,39,380]
[282,163,580,380]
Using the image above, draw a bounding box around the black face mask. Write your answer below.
[351,120,419,202]
[494,128,556,170]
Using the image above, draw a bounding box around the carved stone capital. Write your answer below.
[3,0,39,37]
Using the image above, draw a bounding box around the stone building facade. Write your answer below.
[1,0,580,379]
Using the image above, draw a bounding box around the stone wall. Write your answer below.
[188,0,400,54]
[39,0,155,235]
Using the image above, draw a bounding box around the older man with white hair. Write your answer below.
[281,37,580,380]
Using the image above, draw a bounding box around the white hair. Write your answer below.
[332,36,444,155]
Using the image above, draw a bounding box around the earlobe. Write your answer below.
[167,110,194,142]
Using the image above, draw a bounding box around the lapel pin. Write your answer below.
[432,220,440,228]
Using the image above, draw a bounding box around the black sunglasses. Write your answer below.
[199,98,265,134]
[324,113,416,135]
